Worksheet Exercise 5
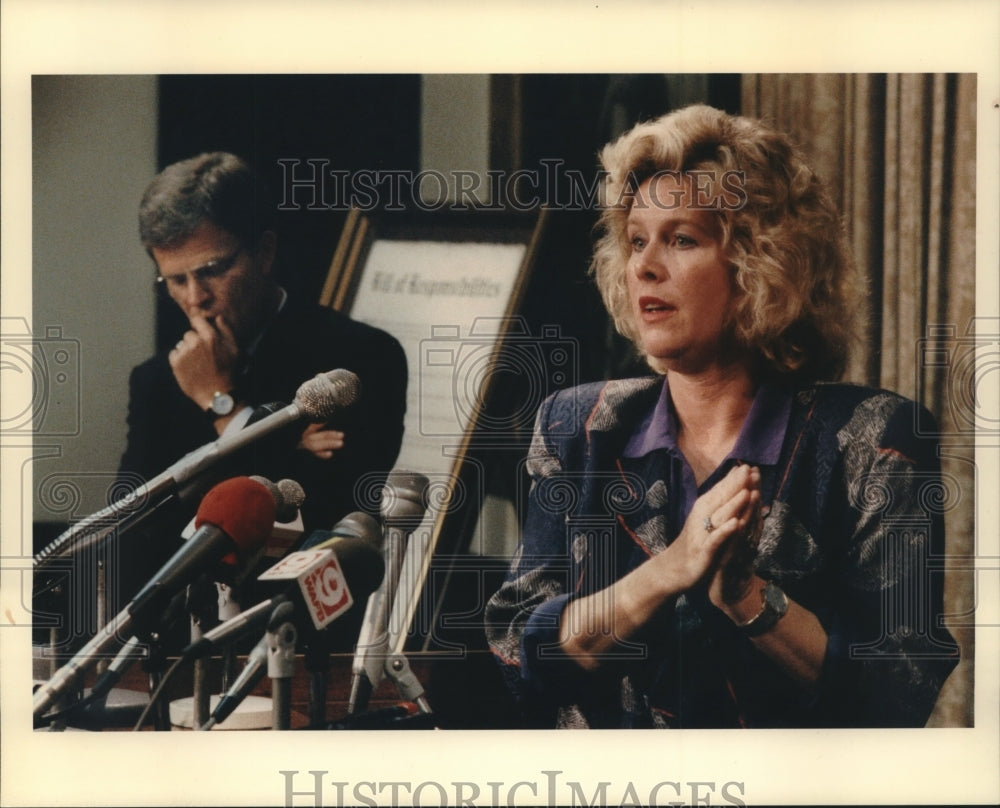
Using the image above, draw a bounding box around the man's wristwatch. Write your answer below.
[206,390,235,418]
[738,580,788,637]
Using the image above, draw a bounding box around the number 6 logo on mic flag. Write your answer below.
[300,551,353,629]
[259,548,354,630]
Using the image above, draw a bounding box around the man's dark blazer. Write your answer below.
[118,295,407,542]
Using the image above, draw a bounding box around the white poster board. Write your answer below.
[322,209,547,650]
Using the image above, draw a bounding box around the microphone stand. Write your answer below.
[385,652,431,715]
[267,611,298,730]
[305,644,330,728]
[345,529,405,712]
[42,623,71,731]
[38,508,119,728]
[216,583,240,692]
[142,635,171,731]
[347,471,431,718]
[94,559,108,675]
[327,653,432,730]
[37,495,197,728]
[187,575,219,730]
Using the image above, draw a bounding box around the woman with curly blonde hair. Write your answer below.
[591,104,858,382]
[487,105,958,728]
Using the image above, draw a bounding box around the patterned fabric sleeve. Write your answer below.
[484,390,594,723]
[811,393,959,726]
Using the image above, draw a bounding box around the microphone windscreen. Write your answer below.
[249,476,305,523]
[194,476,276,551]
[276,478,306,521]
[248,475,281,504]
[295,369,361,421]
[381,470,430,523]
[331,511,382,545]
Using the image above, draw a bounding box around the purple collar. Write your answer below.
[623,377,792,468]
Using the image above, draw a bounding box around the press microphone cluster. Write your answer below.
[183,513,385,662]
[33,475,278,719]
[187,512,385,729]
[33,369,361,569]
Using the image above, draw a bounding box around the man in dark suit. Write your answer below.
[118,152,407,539]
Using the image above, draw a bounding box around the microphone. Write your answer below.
[33,369,361,569]
[154,369,359,497]
[176,475,305,576]
[348,470,429,715]
[295,512,385,725]
[248,475,305,525]
[200,601,295,731]
[33,476,277,719]
[194,514,385,729]
[275,479,307,522]
[299,511,380,550]
[246,400,287,424]
[231,476,306,563]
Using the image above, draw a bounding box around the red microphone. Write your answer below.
[127,476,276,616]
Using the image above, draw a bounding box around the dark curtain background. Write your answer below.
[743,73,976,727]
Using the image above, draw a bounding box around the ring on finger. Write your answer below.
[703,516,715,533]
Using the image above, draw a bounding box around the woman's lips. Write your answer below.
[637,296,676,321]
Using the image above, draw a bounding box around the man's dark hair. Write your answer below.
[138,152,273,251]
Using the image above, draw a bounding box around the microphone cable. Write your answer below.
[131,651,190,732]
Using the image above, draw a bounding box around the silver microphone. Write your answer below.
[347,470,429,714]
[33,370,360,569]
